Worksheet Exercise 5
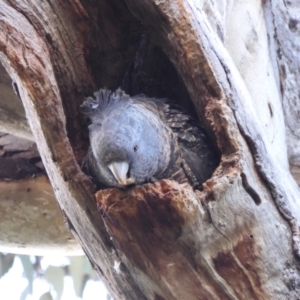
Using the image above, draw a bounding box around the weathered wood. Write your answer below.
[0,0,300,299]
[0,176,82,255]
[96,179,295,299]
[0,133,41,179]
[264,0,300,184]
[124,0,300,249]
[0,1,145,299]
[0,133,81,254]
[0,63,33,140]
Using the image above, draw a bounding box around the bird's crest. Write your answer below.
[81,88,131,122]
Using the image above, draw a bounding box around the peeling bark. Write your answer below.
[0,0,300,299]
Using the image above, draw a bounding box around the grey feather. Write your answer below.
[81,88,219,189]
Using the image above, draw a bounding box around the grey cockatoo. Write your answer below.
[81,89,219,189]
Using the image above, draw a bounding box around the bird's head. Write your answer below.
[81,89,171,187]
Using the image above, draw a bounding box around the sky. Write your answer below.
[0,255,109,300]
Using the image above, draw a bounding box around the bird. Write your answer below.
[81,88,219,189]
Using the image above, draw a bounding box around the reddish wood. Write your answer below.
[1,1,300,299]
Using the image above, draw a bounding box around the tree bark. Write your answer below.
[0,176,82,255]
[0,0,300,299]
[0,63,33,140]
[0,132,82,254]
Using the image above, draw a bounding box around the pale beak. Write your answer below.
[108,161,135,186]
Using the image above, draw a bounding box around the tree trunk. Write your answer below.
[0,0,300,299]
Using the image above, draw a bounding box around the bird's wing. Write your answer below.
[164,104,219,185]
[131,95,219,186]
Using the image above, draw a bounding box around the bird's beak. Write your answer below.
[108,161,135,186]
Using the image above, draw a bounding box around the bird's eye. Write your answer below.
[133,145,138,152]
